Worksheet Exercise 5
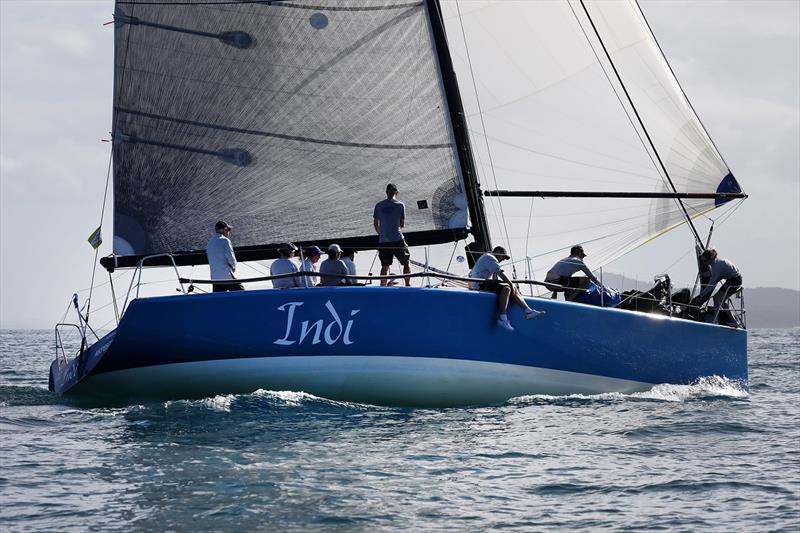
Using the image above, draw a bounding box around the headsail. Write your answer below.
[442,0,744,277]
[104,0,472,269]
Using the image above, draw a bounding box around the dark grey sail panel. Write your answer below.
[111,0,468,262]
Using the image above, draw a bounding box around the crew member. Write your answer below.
[469,246,545,332]
[374,183,411,287]
[206,220,244,292]
[299,245,322,288]
[342,249,357,276]
[545,245,601,301]
[271,243,302,289]
[318,244,350,286]
[692,248,742,311]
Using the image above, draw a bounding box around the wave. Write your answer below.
[509,376,748,405]
[162,389,368,412]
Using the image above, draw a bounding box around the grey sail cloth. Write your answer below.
[111,0,469,261]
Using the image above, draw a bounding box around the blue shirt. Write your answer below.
[373,198,405,243]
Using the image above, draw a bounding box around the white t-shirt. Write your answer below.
[300,257,317,287]
[271,257,301,288]
[468,253,502,289]
[342,256,357,276]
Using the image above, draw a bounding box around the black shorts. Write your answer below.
[477,281,505,294]
[213,282,244,293]
[548,276,583,291]
[378,240,410,267]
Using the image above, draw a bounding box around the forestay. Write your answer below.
[106,0,470,269]
[441,0,743,278]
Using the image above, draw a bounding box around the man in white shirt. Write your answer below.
[299,246,322,287]
[469,246,545,331]
[544,244,601,301]
[206,220,243,292]
[271,243,302,289]
[342,249,357,276]
[319,244,351,286]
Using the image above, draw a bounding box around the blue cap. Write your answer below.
[304,245,322,257]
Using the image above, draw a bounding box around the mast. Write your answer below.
[426,0,492,254]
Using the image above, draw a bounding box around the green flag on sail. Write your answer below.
[87,226,102,249]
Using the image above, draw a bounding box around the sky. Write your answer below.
[0,0,798,329]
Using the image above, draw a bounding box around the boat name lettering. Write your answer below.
[274,300,360,346]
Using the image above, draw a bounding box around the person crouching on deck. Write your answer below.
[691,248,742,312]
[469,246,545,332]
[271,243,302,289]
[206,220,244,292]
[544,244,602,301]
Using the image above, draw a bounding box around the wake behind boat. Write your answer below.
[50,0,748,406]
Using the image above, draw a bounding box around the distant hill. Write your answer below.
[742,287,800,329]
[599,273,799,329]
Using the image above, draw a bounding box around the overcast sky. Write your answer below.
[0,0,798,329]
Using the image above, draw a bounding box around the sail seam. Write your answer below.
[115,107,452,150]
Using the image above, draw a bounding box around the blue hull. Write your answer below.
[50,287,747,406]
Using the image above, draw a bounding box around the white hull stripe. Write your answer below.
[75,356,653,406]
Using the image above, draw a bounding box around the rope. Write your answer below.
[454,1,516,273]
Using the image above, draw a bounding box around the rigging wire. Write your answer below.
[84,150,114,324]
[572,0,703,247]
[454,0,516,275]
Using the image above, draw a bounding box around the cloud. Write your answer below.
[49,29,94,58]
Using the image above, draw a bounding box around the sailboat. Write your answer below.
[50,0,747,406]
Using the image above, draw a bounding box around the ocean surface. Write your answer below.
[1,329,798,532]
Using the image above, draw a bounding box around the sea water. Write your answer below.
[1,329,798,531]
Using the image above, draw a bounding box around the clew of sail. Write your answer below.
[442,0,744,279]
[105,0,472,269]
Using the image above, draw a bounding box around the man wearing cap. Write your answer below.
[469,246,545,332]
[299,246,322,288]
[270,243,302,289]
[692,248,742,313]
[206,220,244,292]
[545,245,601,301]
[318,244,351,286]
[373,183,411,287]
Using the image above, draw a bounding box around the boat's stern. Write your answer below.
[49,330,117,394]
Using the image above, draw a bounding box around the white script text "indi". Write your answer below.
[274,300,360,346]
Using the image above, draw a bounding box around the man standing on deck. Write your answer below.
[469,246,545,332]
[374,183,411,287]
[544,245,602,301]
[206,220,244,292]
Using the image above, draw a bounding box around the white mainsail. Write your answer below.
[441,0,742,279]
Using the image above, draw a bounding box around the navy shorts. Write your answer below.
[477,281,505,294]
[378,240,410,267]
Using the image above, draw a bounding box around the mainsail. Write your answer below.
[441,0,744,277]
[104,0,475,269]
